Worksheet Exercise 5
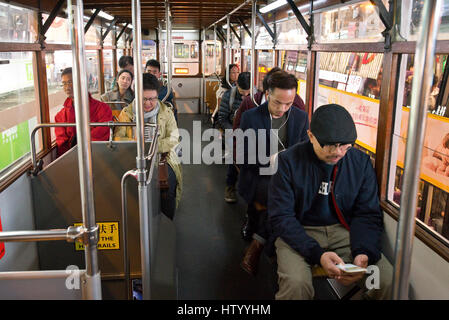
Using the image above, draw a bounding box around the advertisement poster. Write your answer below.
[398,108,449,193]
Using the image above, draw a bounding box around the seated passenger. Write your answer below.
[212,64,240,126]
[100,69,135,119]
[145,59,178,122]
[218,72,251,203]
[114,73,182,220]
[233,67,305,131]
[110,55,134,90]
[55,67,113,157]
[238,71,309,275]
[267,104,393,300]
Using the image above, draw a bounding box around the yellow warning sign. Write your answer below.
[75,222,120,251]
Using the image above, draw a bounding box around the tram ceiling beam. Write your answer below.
[256,9,275,42]
[237,16,251,37]
[286,0,311,37]
[101,17,118,42]
[41,0,66,36]
[116,23,129,40]
[215,26,226,43]
[230,24,241,43]
[84,8,101,34]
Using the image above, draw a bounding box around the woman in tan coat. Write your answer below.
[114,73,182,219]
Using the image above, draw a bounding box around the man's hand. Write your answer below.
[335,254,369,286]
[320,252,344,278]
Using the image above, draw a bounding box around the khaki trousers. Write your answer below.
[275,224,393,300]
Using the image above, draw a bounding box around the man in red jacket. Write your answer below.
[55,67,113,156]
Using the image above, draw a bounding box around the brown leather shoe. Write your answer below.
[241,239,264,276]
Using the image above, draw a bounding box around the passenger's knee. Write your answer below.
[276,273,314,300]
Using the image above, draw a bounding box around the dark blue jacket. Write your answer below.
[238,102,309,204]
[267,142,384,266]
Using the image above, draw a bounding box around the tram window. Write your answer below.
[316,51,383,160]
[103,50,114,90]
[204,41,222,75]
[43,14,70,44]
[117,49,125,70]
[85,25,100,46]
[0,3,37,43]
[0,51,40,173]
[190,44,198,59]
[86,50,100,95]
[174,43,189,59]
[401,0,449,41]
[389,53,449,243]
[317,1,387,43]
[277,15,308,47]
[257,50,274,91]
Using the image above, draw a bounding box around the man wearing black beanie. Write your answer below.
[267,104,393,300]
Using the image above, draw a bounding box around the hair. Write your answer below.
[117,69,134,81]
[262,67,282,93]
[237,72,251,90]
[220,64,239,89]
[119,55,133,69]
[142,73,160,92]
[267,71,298,93]
[145,59,161,71]
[61,67,72,77]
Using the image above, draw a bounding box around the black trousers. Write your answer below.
[161,164,177,220]
[249,175,271,241]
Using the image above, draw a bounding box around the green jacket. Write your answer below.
[114,101,182,207]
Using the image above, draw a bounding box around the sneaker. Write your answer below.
[224,185,237,203]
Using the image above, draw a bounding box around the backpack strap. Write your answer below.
[330,165,351,231]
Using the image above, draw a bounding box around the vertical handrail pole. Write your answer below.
[68,0,101,300]
[202,28,207,114]
[250,0,258,106]
[213,24,217,75]
[226,15,232,87]
[392,0,442,300]
[162,0,172,102]
[132,0,151,300]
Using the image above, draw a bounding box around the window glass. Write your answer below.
[103,50,114,90]
[43,14,70,44]
[282,50,308,102]
[277,15,309,49]
[0,51,40,173]
[389,54,449,244]
[257,50,275,91]
[85,24,99,45]
[0,2,37,43]
[256,23,275,49]
[399,0,449,41]
[86,50,99,94]
[317,1,387,43]
[204,40,222,75]
[103,26,113,46]
[316,51,383,160]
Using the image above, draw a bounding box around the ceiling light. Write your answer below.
[91,9,114,21]
[259,0,287,14]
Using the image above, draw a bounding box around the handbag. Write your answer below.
[158,152,170,191]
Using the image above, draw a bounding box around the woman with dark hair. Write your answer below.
[101,69,135,119]
[211,64,240,126]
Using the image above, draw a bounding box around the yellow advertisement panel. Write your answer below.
[397,108,449,193]
[317,84,380,153]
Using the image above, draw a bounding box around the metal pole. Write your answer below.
[162,0,172,102]
[250,0,258,106]
[132,0,152,300]
[392,0,442,300]
[226,15,231,87]
[0,226,83,242]
[201,28,206,114]
[206,0,251,30]
[67,0,101,300]
[213,24,217,75]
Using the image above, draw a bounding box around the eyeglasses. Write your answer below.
[61,80,73,87]
[143,97,158,103]
[320,142,353,152]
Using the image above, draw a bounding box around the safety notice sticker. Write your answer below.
[75,222,120,251]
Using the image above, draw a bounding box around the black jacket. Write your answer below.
[267,142,384,266]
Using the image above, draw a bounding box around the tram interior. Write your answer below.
[0,0,449,300]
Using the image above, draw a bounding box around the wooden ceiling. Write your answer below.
[83,0,255,30]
